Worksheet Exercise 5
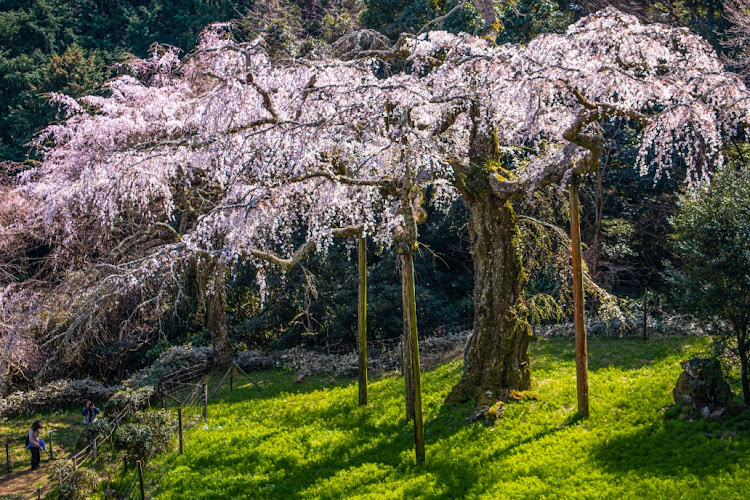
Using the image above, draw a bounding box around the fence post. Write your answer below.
[5,441,10,473]
[123,454,128,472]
[92,438,97,461]
[25,395,30,418]
[72,454,77,471]
[643,291,648,341]
[202,382,208,422]
[230,367,234,392]
[137,460,146,500]
[37,486,41,499]
[57,470,62,488]
[49,431,53,460]
[178,407,183,455]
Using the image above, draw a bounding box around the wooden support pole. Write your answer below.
[402,255,415,422]
[403,251,425,464]
[643,291,648,341]
[358,234,368,406]
[57,470,62,488]
[92,438,97,461]
[25,395,29,418]
[570,177,590,418]
[123,454,128,472]
[48,431,53,460]
[137,460,145,500]
[178,408,184,455]
[232,363,262,391]
[202,381,208,422]
[5,441,10,473]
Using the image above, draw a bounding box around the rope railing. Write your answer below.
[54,401,136,490]
[5,360,255,499]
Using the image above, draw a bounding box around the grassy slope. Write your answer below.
[146,337,750,499]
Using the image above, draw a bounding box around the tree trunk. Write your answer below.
[402,254,415,422]
[205,259,233,369]
[738,327,749,406]
[446,190,532,404]
[472,0,500,39]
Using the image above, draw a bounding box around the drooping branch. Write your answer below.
[251,225,364,271]
[251,241,316,272]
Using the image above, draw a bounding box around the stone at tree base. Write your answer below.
[672,358,732,412]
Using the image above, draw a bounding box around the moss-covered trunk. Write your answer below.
[446,189,531,404]
[205,259,233,369]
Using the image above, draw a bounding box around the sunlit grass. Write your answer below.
[146,336,750,499]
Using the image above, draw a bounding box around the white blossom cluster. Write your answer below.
[409,8,749,185]
[19,8,750,288]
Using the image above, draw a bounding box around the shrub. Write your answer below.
[0,378,116,419]
[58,469,97,500]
[114,410,175,460]
[235,350,275,372]
[133,410,176,454]
[122,345,210,389]
[76,417,112,450]
[113,423,153,461]
[48,460,97,500]
[105,385,155,413]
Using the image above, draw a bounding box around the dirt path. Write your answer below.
[0,466,48,498]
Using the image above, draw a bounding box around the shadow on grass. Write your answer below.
[532,336,705,372]
[594,409,750,477]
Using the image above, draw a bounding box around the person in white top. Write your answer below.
[28,420,42,470]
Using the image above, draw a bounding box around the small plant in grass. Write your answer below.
[508,390,540,402]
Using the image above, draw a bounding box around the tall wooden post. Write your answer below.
[401,256,415,422]
[48,431,53,460]
[202,381,208,422]
[178,408,184,455]
[358,234,368,406]
[403,251,425,463]
[5,441,10,473]
[570,176,590,418]
[642,291,648,341]
[137,460,145,500]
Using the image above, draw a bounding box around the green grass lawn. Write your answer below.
[1,407,82,470]
[145,336,750,499]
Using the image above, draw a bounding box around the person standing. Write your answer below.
[28,421,42,470]
[82,400,100,424]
